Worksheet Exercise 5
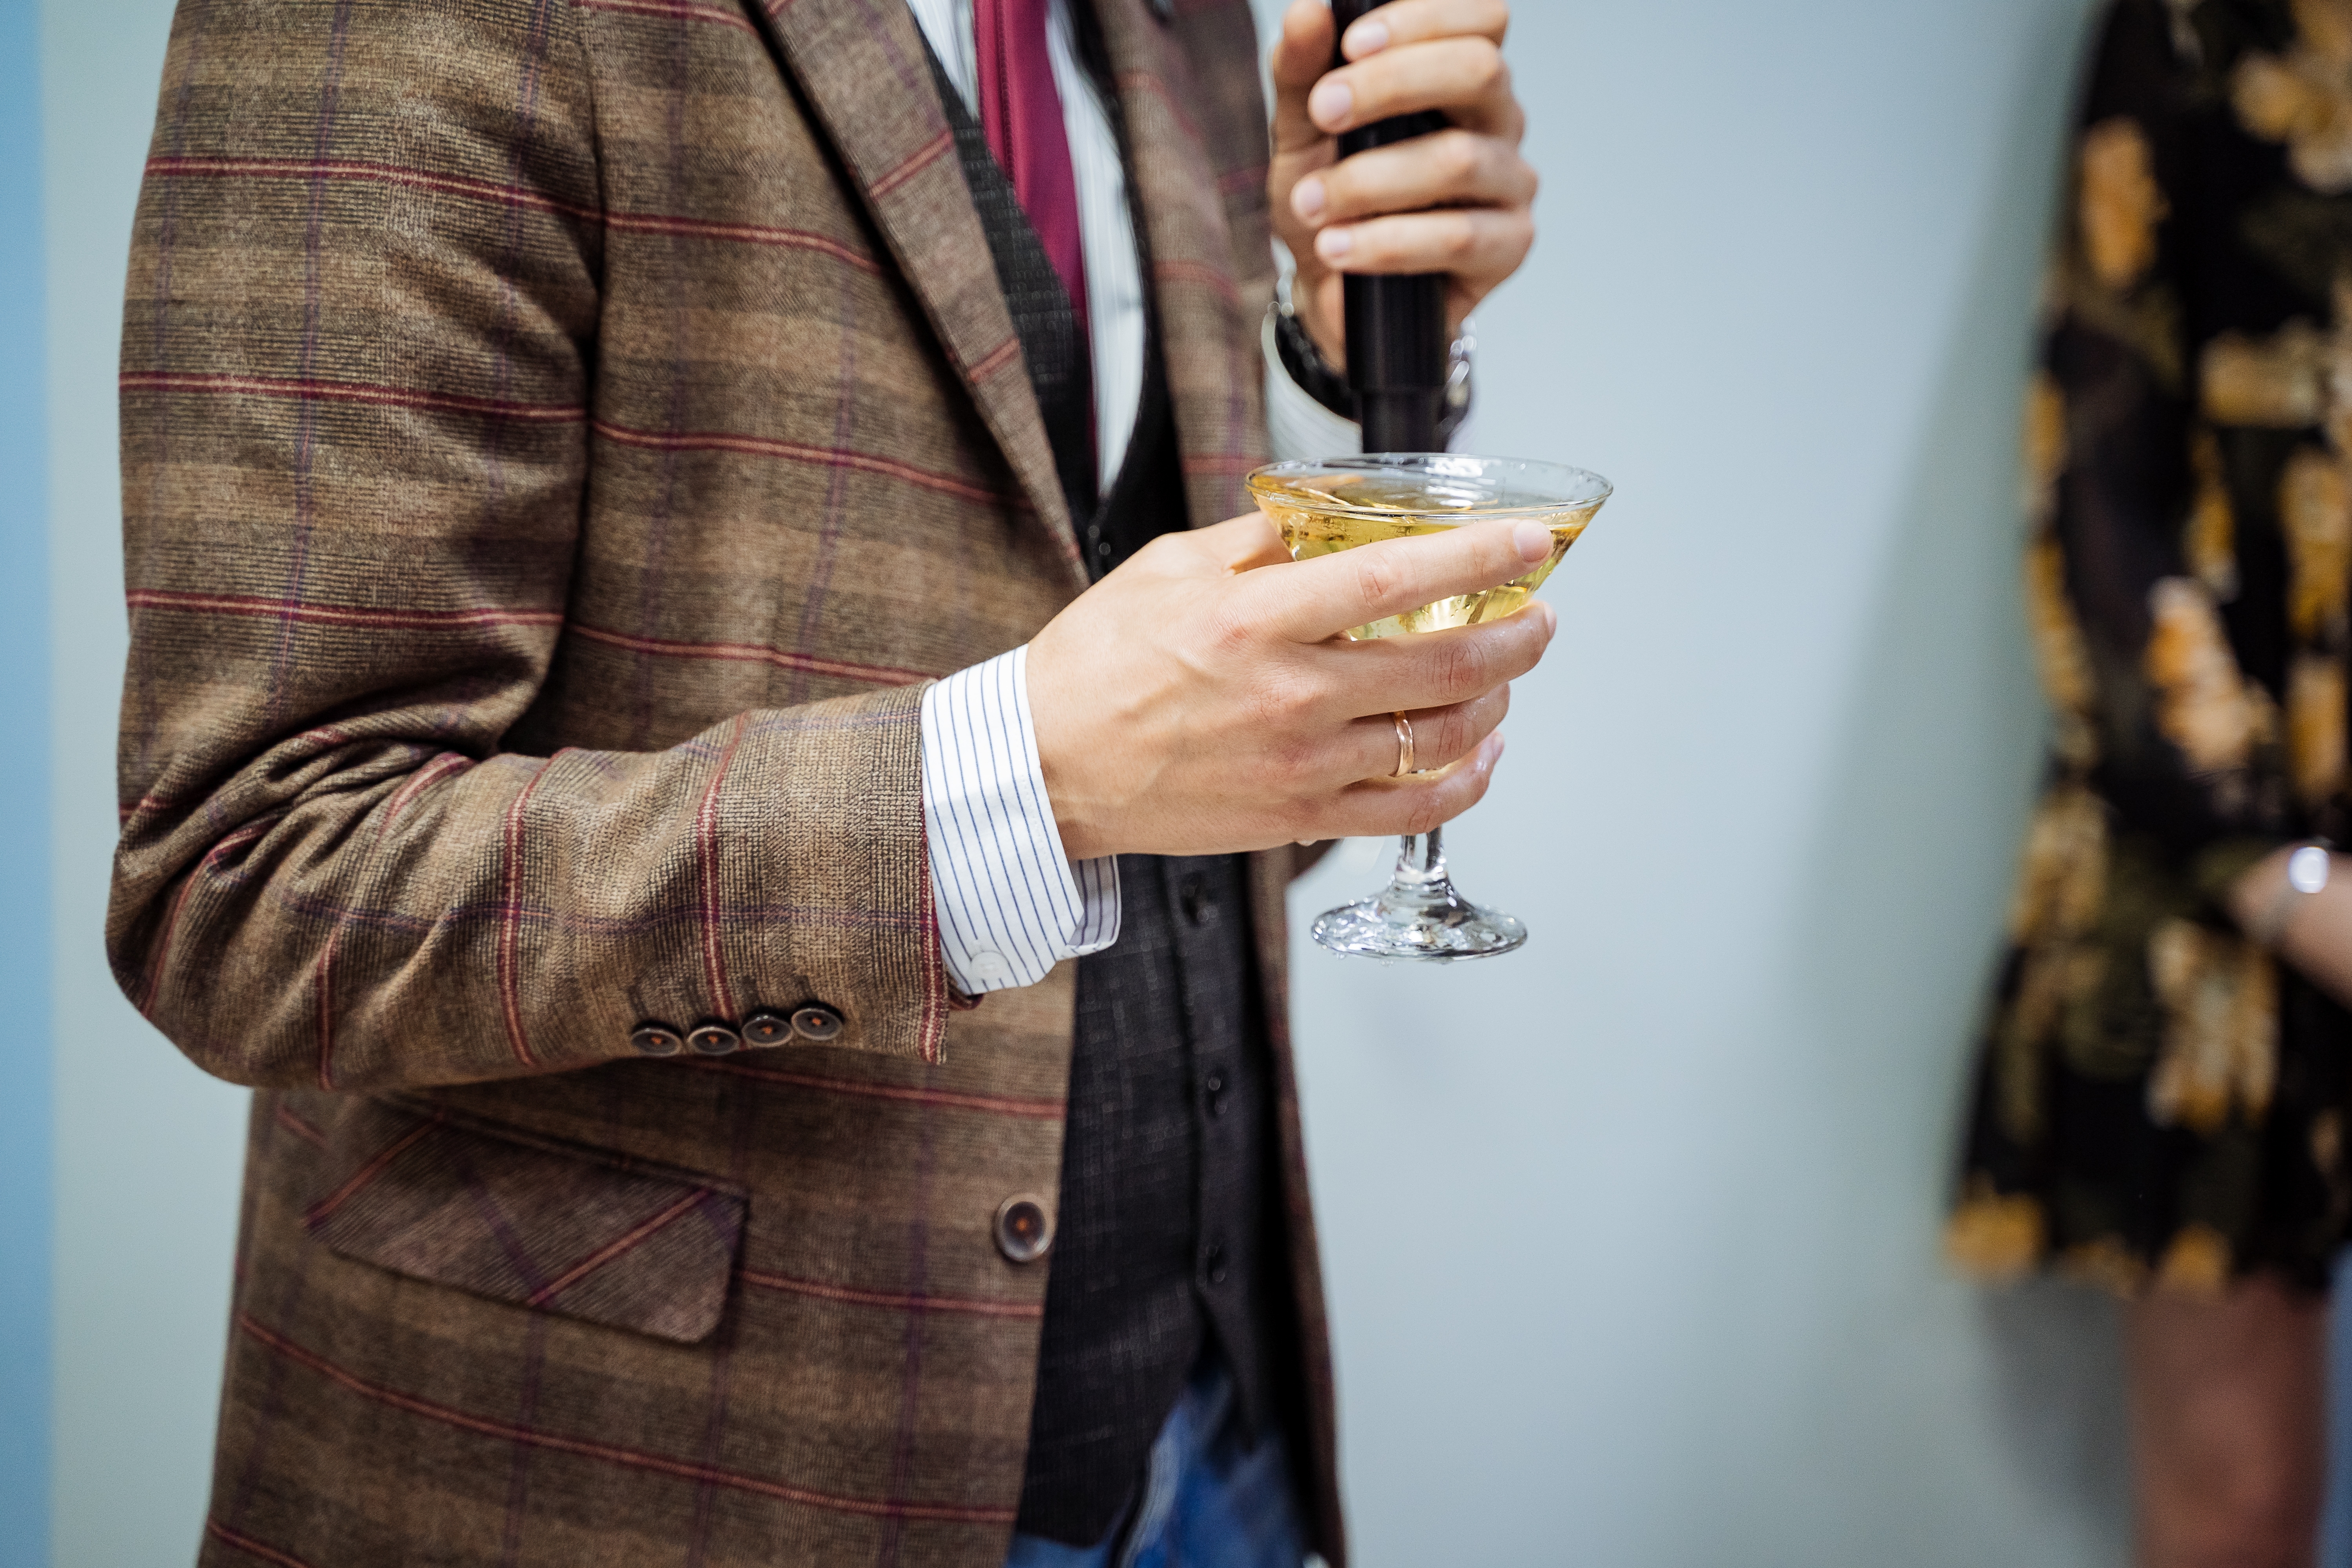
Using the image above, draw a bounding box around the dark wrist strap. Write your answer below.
[1273,303,1357,421]
[1274,296,1477,444]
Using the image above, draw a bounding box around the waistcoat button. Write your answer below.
[995,1195,1055,1263]
[791,1004,846,1044]
[741,1010,793,1047]
[630,1023,685,1057]
[1203,1242,1229,1285]
[686,1022,742,1056]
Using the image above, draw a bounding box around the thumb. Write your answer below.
[1269,0,1335,153]
[1198,511,1293,575]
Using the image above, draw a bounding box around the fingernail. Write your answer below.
[1484,732,1505,771]
[1292,176,1326,222]
[1316,227,1353,261]
[1512,521,1553,561]
[1308,79,1353,129]
[1345,18,1390,54]
[1539,602,1559,637]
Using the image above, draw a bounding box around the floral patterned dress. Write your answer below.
[1951,0,2352,1295]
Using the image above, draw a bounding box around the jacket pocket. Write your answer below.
[303,1098,746,1344]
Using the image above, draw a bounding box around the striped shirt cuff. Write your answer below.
[919,646,1121,995]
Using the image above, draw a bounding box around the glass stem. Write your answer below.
[1393,824,1450,888]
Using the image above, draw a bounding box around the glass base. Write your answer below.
[1310,880,1528,962]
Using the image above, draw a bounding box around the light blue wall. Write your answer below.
[44,1,249,1564]
[1,0,51,1559]
[1263,0,2136,1563]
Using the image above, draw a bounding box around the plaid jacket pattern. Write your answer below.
[106,0,1345,1561]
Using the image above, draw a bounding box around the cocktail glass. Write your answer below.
[1246,454,1612,961]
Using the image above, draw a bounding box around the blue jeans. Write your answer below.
[1003,1361,1309,1568]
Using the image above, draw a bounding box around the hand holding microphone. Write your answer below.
[1266,0,1539,379]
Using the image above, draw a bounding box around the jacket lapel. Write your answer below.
[747,0,1089,590]
[1092,0,1274,530]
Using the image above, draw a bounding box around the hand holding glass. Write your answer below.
[1248,454,1611,960]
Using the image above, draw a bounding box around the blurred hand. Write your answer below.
[2228,848,2352,1009]
[1269,0,1537,368]
[1026,513,1557,860]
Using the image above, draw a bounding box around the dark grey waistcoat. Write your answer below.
[926,40,1298,1549]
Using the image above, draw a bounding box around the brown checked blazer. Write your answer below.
[106,0,1345,1563]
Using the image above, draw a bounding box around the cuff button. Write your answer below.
[790,1004,846,1044]
[686,1022,742,1056]
[630,1024,685,1058]
[741,1010,793,1048]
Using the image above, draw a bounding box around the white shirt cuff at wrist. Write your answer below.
[919,646,1122,995]
[1263,307,1363,463]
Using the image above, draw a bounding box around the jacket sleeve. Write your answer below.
[108,0,953,1091]
[2031,0,2292,892]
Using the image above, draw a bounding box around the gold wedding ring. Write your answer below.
[1391,711,1416,778]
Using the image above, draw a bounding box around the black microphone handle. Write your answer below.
[1330,0,1448,454]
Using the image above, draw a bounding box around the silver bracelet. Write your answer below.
[2252,842,2333,950]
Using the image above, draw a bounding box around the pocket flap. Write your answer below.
[304,1100,745,1344]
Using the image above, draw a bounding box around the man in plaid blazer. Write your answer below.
[109,0,1542,1559]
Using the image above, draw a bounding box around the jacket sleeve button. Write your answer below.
[741,1010,793,1047]
[994,1195,1054,1263]
[686,1022,743,1056]
[790,1004,846,1044]
[630,1024,685,1057]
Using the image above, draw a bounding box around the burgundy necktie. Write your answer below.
[974,0,1090,338]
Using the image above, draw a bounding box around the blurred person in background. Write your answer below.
[1948,2,2352,1563]
[103,0,1540,1564]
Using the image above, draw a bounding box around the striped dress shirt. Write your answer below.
[908,0,1362,995]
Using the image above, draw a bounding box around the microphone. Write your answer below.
[1330,0,1448,455]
